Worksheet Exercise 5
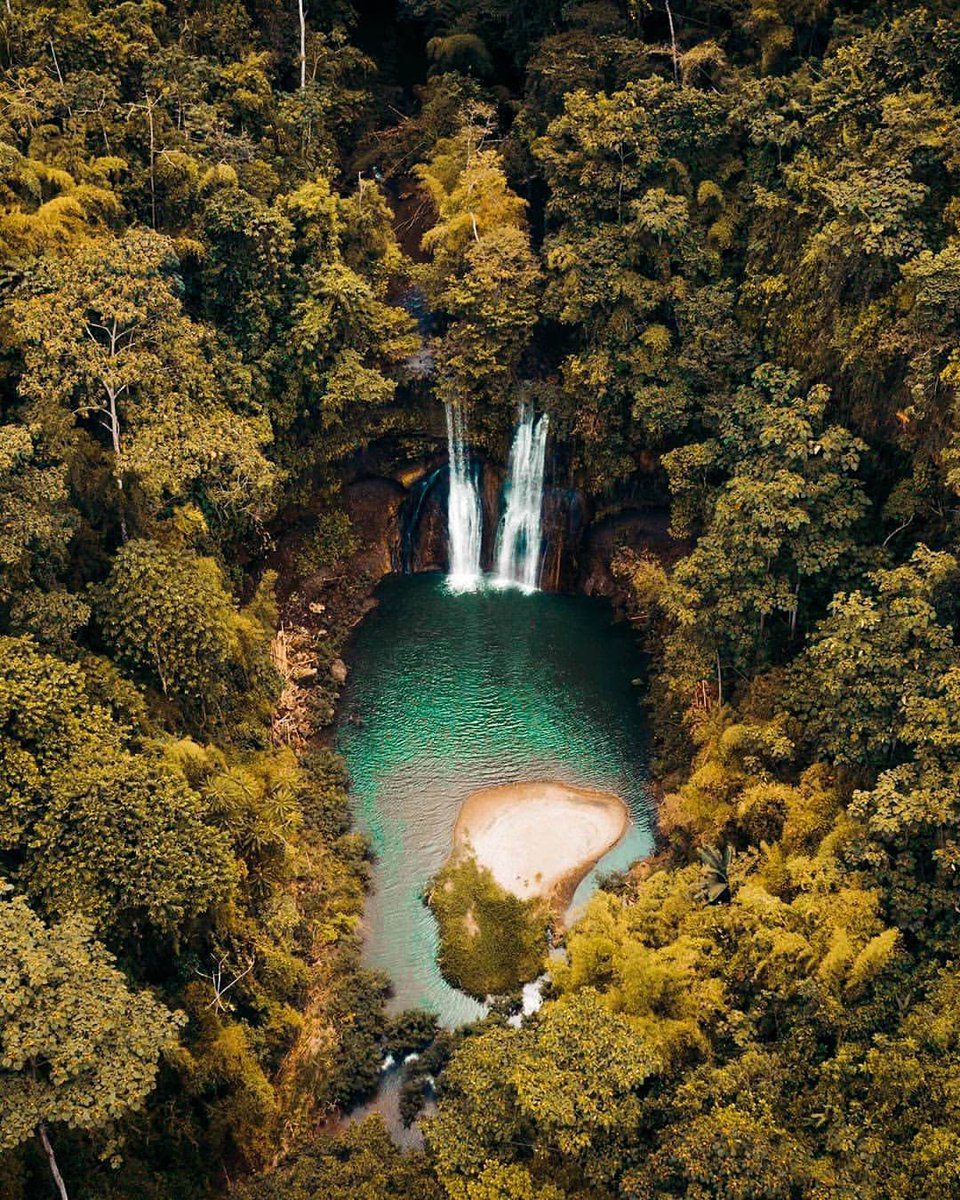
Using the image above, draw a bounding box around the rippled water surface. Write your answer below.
[337,572,654,1025]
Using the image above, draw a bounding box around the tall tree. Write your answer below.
[533,77,745,485]
[9,229,275,540]
[660,365,868,702]
[0,635,237,934]
[416,105,541,433]
[0,889,183,1200]
[94,539,278,729]
[788,547,959,770]
[0,426,75,603]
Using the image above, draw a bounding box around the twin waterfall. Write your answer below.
[444,403,549,593]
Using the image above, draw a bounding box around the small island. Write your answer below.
[450,780,630,906]
[428,781,629,999]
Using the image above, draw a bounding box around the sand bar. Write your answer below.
[449,780,629,906]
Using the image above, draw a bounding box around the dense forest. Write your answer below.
[2,0,960,1197]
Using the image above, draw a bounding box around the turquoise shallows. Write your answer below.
[336,573,654,1026]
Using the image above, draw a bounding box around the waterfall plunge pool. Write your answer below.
[336,571,655,1026]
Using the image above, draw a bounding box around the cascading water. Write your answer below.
[444,402,483,591]
[494,407,549,591]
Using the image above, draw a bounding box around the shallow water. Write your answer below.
[336,572,654,1025]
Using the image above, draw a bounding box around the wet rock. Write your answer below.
[330,658,349,684]
[479,461,505,569]
[578,508,679,602]
[344,478,407,580]
[540,486,589,592]
[408,493,447,572]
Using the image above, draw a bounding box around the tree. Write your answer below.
[428,854,548,997]
[532,77,746,485]
[844,660,960,944]
[0,635,237,935]
[298,0,307,90]
[24,749,238,935]
[236,1116,443,1200]
[660,365,868,701]
[0,636,124,843]
[10,229,275,539]
[626,1105,817,1199]
[0,425,75,603]
[427,993,656,1195]
[94,539,277,729]
[0,888,183,1200]
[788,546,958,769]
[0,143,118,261]
[416,107,541,429]
[197,181,293,366]
[277,176,418,464]
[740,6,960,467]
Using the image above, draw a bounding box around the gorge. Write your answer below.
[329,399,657,1026]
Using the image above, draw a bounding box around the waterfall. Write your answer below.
[445,402,483,591]
[494,407,549,591]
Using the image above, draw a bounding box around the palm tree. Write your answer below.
[695,844,732,904]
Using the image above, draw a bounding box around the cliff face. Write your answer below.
[333,443,677,598]
[539,486,588,592]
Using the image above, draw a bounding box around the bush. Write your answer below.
[427,855,548,999]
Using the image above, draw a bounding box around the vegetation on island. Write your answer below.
[427,853,549,998]
[1,0,960,1198]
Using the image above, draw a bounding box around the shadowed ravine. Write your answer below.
[336,572,655,1025]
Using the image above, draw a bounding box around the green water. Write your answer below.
[336,572,654,1025]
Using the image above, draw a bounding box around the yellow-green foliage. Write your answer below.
[235,1116,444,1200]
[0,144,119,259]
[95,539,280,733]
[0,890,184,1153]
[294,509,359,577]
[553,844,900,1067]
[550,886,722,1072]
[426,992,656,1195]
[428,854,549,999]
[659,707,797,851]
[415,108,541,426]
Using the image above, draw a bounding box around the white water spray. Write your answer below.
[445,402,483,591]
[494,407,549,591]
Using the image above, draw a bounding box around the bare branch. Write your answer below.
[882,514,915,548]
[195,955,256,1012]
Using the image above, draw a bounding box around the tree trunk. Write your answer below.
[38,1124,69,1200]
[146,93,156,229]
[102,370,128,543]
[789,579,801,638]
[664,0,680,84]
[298,0,306,90]
[49,41,72,116]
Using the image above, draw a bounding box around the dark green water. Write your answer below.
[336,573,654,1025]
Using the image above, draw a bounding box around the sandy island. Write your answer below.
[448,780,629,908]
